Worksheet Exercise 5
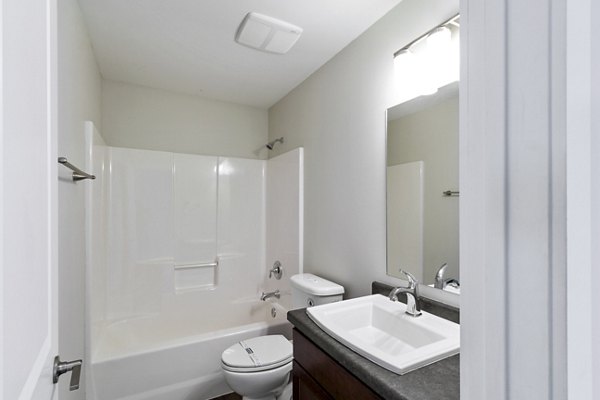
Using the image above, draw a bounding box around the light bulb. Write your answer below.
[425,26,456,89]
[394,49,419,103]
[427,27,451,54]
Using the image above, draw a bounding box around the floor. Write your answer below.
[209,393,242,400]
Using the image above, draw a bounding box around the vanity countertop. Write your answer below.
[287,292,460,400]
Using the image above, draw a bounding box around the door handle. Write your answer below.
[53,355,82,391]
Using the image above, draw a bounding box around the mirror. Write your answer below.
[386,82,459,288]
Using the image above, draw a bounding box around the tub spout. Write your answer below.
[260,290,280,301]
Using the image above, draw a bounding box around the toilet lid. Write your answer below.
[222,335,293,373]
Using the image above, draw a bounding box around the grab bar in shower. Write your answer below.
[58,157,96,182]
[174,258,219,270]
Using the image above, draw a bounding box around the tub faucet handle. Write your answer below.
[269,261,283,280]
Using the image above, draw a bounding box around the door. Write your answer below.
[1,0,59,399]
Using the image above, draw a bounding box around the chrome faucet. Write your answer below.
[389,270,422,317]
[434,263,460,290]
[260,289,281,301]
[434,263,448,289]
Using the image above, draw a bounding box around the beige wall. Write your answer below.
[268,0,459,298]
[101,81,269,159]
[57,0,102,398]
[387,96,459,284]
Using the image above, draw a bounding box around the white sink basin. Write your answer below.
[306,294,459,375]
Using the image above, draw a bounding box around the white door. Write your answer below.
[1,0,61,399]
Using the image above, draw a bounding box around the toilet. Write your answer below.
[221,273,344,400]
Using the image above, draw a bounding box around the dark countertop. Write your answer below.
[287,283,459,400]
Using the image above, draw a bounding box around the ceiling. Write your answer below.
[77,0,403,109]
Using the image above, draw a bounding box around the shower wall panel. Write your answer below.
[93,147,267,330]
[85,122,108,359]
[264,148,304,307]
[173,154,218,266]
[217,158,266,300]
[106,148,175,321]
[173,154,219,292]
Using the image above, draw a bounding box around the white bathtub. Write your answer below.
[89,300,292,400]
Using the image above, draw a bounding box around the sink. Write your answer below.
[306,294,459,375]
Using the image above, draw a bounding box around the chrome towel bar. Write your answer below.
[58,157,95,181]
[442,190,460,197]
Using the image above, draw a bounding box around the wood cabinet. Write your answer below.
[292,329,382,400]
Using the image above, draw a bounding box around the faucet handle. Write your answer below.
[268,261,283,280]
[398,269,419,287]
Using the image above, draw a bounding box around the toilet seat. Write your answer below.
[221,335,293,373]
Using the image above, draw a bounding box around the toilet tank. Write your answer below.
[290,273,344,309]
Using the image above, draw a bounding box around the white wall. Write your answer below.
[268,0,458,298]
[387,96,459,284]
[101,80,269,159]
[57,0,102,398]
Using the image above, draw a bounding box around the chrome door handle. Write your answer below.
[53,355,82,391]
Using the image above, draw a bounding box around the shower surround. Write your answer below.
[84,122,303,399]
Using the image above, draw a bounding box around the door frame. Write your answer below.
[461,0,598,398]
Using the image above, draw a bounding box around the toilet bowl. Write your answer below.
[221,335,292,400]
[221,274,344,399]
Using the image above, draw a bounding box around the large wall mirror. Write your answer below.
[386,81,459,290]
[386,14,460,292]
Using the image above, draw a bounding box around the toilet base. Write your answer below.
[223,361,292,400]
[277,382,293,400]
[240,382,291,400]
[237,378,290,400]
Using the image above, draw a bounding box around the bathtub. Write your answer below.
[89,300,292,400]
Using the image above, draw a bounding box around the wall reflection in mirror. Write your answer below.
[386,16,460,292]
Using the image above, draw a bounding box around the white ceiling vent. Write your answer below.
[235,12,303,54]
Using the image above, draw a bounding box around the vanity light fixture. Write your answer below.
[394,14,459,104]
[235,12,303,54]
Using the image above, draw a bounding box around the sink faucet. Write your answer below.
[434,263,448,289]
[434,263,460,290]
[260,289,280,301]
[389,270,422,317]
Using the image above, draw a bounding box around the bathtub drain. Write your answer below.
[271,307,277,318]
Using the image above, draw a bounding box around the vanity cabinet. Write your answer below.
[292,329,382,400]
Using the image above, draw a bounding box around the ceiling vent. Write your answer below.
[235,12,303,54]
